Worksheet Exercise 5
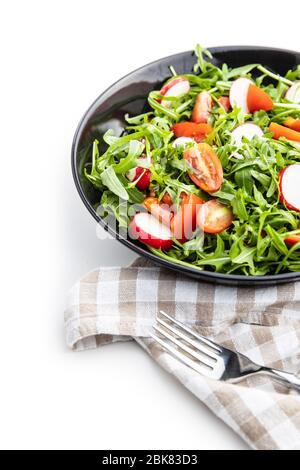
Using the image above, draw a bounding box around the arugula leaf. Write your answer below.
[227,64,258,79]
[231,189,249,222]
[250,170,271,187]
[118,175,145,203]
[193,44,214,73]
[100,166,129,200]
[99,191,129,228]
[231,245,256,268]
[265,225,288,255]
[234,168,253,195]
[253,185,268,209]
[113,140,144,174]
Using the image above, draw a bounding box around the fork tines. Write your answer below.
[151,310,222,377]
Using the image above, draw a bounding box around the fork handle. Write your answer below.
[230,368,300,391]
[269,369,300,389]
[260,368,300,391]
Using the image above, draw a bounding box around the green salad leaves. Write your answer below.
[84,45,300,276]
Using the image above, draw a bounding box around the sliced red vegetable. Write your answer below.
[218,96,231,112]
[172,136,195,148]
[284,118,300,132]
[183,143,223,193]
[161,192,174,207]
[171,193,204,243]
[172,122,213,143]
[285,233,300,246]
[129,212,173,250]
[231,123,263,146]
[269,122,300,143]
[279,164,300,212]
[162,191,189,207]
[143,197,172,226]
[229,77,253,113]
[286,81,300,103]
[126,157,151,190]
[159,76,190,108]
[229,78,273,113]
[192,91,212,123]
[247,84,273,112]
[196,200,234,234]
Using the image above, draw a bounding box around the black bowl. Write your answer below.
[72,46,300,286]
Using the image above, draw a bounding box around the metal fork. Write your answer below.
[151,310,300,391]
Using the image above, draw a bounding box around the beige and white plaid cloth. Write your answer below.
[64,258,300,450]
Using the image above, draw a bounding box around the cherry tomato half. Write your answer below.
[196,200,233,234]
[184,143,223,193]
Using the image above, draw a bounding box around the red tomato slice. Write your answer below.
[247,84,273,112]
[218,96,231,112]
[172,122,213,143]
[171,193,204,243]
[270,122,300,143]
[284,118,300,132]
[184,143,223,193]
[162,191,197,207]
[285,234,300,246]
[196,200,233,234]
[192,91,212,123]
[161,192,174,207]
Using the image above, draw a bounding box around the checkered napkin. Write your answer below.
[64,258,300,450]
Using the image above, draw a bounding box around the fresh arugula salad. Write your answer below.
[85,45,300,276]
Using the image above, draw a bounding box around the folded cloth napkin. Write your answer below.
[65,258,300,450]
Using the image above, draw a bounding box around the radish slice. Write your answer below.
[279,164,300,212]
[285,233,300,246]
[229,77,252,113]
[159,77,190,108]
[129,212,173,250]
[126,157,151,191]
[192,91,212,123]
[286,81,300,103]
[231,123,263,146]
[172,137,195,148]
[126,167,137,182]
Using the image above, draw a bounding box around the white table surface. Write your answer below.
[1,0,299,450]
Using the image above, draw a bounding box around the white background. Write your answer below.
[1,0,299,450]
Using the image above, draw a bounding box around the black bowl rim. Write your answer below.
[71,45,300,284]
